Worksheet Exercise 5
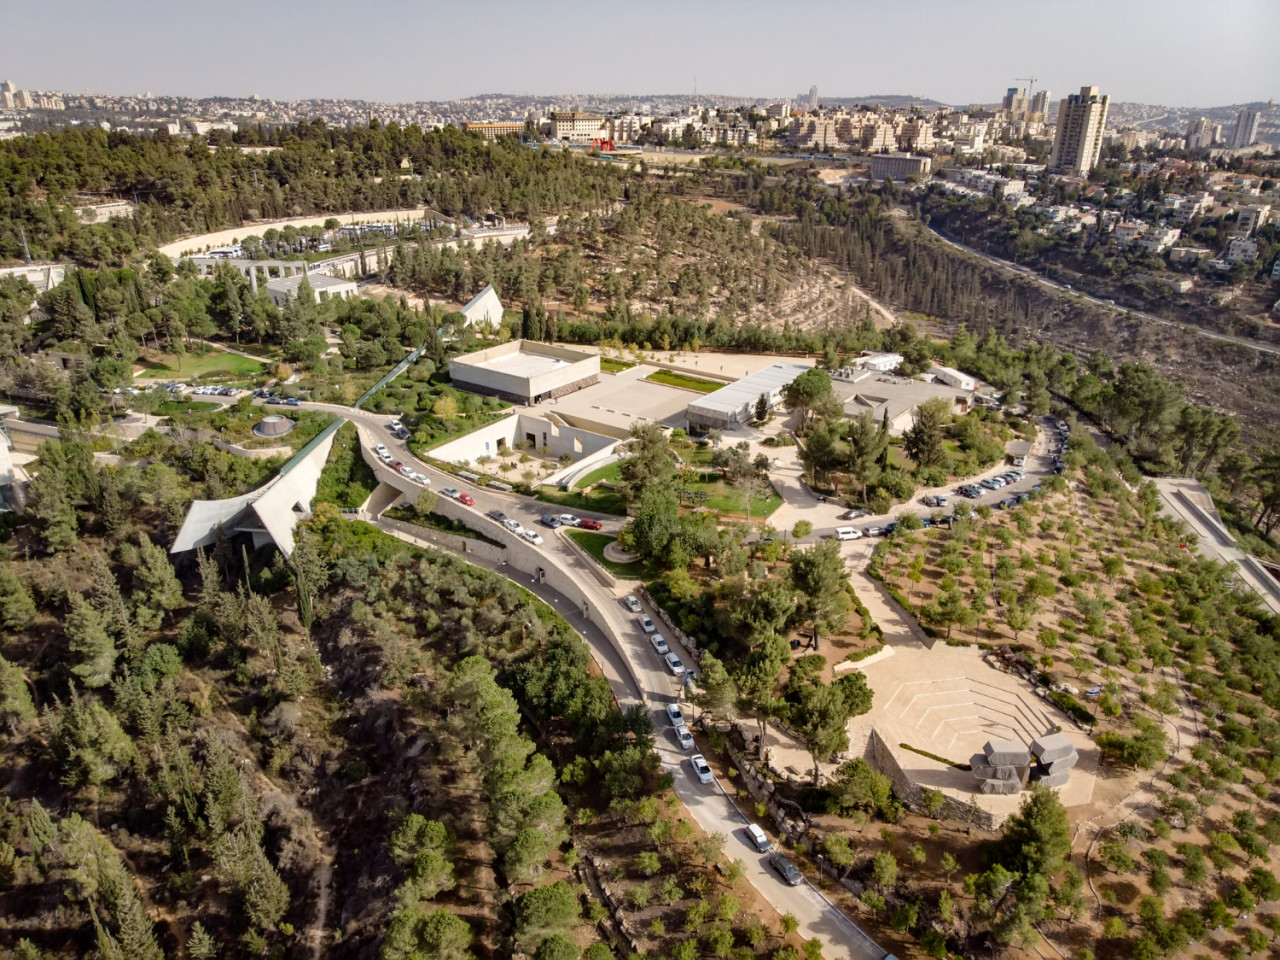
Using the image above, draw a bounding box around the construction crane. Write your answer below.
[1014,76,1039,98]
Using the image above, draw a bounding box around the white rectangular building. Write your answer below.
[450,340,600,405]
[686,362,811,430]
[265,273,359,306]
[931,365,977,391]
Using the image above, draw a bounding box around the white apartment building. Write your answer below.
[897,119,936,152]
[1185,117,1216,151]
[1226,238,1259,264]
[1135,226,1181,254]
[1228,107,1261,150]
[550,112,609,144]
[1234,204,1271,238]
[1049,86,1109,177]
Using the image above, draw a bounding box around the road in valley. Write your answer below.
[199,394,892,960]
[922,224,1280,358]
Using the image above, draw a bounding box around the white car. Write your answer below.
[559,514,580,527]
[374,444,388,455]
[665,702,685,726]
[650,633,670,655]
[689,753,714,784]
[389,419,403,431]
[746,823,773,853]
[835,527,861,541]
[411,473,429,485]
[674,725,695,750]
[380,452,393,464]
[523,529,544,545]
[398,465,415,477]
[624,595,643,613]
[639,615,656,634]
[503,518,525,535]
[441,486,460,499]
[664,652,686,676]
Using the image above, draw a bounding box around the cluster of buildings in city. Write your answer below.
[0,79,64,113]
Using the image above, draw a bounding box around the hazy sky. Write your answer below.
[3,0,1275,107]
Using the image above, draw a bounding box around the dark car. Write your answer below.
[577,517,603,531]
[767,853,803,886]
[540,514,562,528]
[488,509,507,523]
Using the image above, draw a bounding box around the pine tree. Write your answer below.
[186,921,219,960]
[67,594,117,688]
[0,567,37,631]
[0,654,36,733]
[132,535,184,630]
[88,555,136,655]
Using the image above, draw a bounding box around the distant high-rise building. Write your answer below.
[0,80,15,95]
[1185,116,1216,150]
[1002,87,1030,117]
[1048,86,1109,177]
[1030,89,1051,120]
[809,85,819,110]
[1228,107,1261,149]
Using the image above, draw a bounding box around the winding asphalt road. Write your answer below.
[194,393,890,960]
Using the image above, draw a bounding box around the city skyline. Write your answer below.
[1,0,1275,110]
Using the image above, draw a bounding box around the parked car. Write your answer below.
[458,492,474,506]
[488,509,507,523]
[746,824,772,853]
[577,517,603,531]
[559,514,580,527]
[921,494,948,507]
[624,595,643,613]
[540,514,561,528]
[389,419,402,431]
[768,853,803,886]
[379,451,393,463]
[835,527,861,541]
[674,725,695,750]
[399,465,415,477]
[522,529,543,545]
[842,508,871,520]
[663,652,686,676]
[865,526,886,537]
[441,487,460,499]
[650,634,670,655]
[391,461,404,471]
[998,498,1018,510]
[285,398,301,407]
[665,702,684,726]
[638,615,656,634]
[267,397,286,405]
[980,478,1001,490]
[503,518,524,535]
[688,753,714,784]
[374,444,388,455]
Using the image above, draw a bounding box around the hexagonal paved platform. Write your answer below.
[848,643,1099,818]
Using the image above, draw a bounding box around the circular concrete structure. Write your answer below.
[253,415,295,439]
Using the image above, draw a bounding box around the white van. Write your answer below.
[835,527,861,541]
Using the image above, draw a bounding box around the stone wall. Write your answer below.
[868,729,1004,831]
[377,515,507,564]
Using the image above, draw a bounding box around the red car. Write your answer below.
[578,517,603,530]
[458,493,474,506]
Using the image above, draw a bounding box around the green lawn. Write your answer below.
[565,530,658,580]
[157,400,221,416]
[600,357,636,373]
[573,461,622,490]
[644,370,724,393]
[537,484,628,517]
[139,348,267,379]
[685,472,782,518]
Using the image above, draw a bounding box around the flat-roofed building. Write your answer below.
[832,370,971,436]
[462,121,525,140]
[868,153,932,181]
[686,362,810,431]
[265,273,358,307]
[931,365,977,391]
[450,340,600,405]
[550,112,608,143]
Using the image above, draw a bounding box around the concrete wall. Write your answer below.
[450,340,601,403]
[379,515,507,564]
[5,419,58,454]
[430,412,616,467]
[867,729,1004,830]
